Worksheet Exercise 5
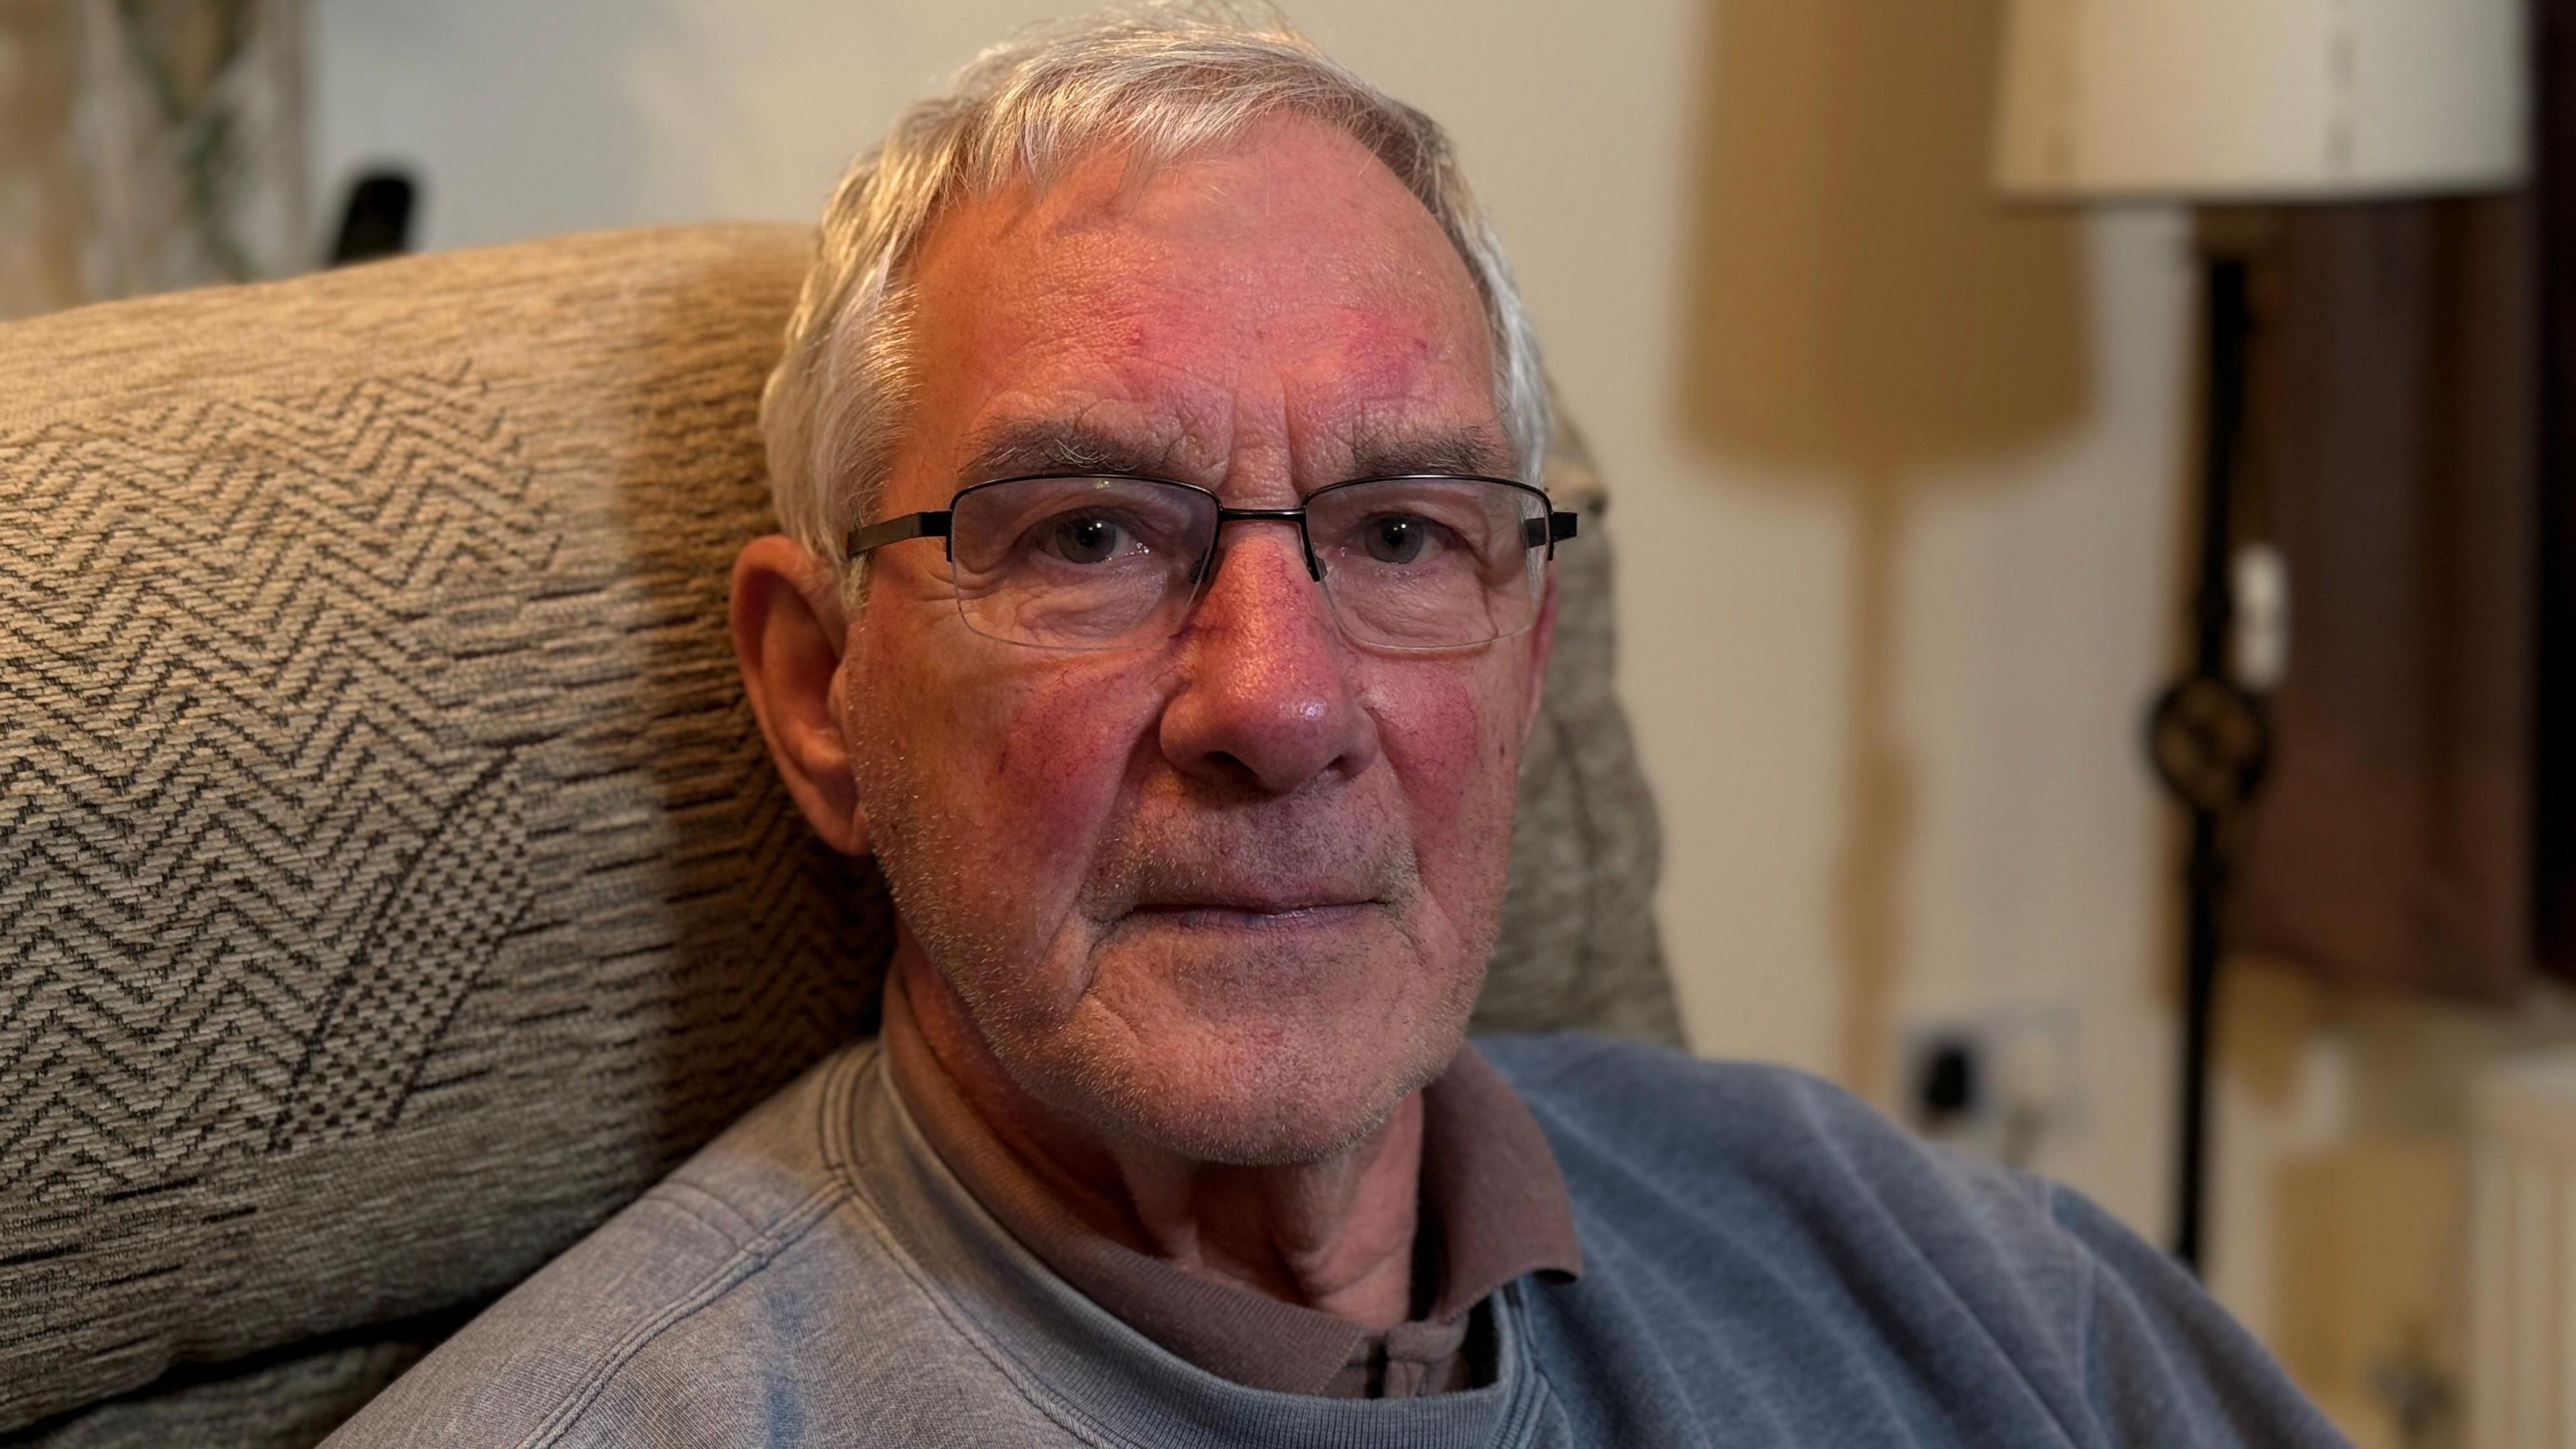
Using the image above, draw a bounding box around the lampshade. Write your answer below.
[1993,0,2529,201]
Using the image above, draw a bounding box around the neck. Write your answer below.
[888,951,1425,1329]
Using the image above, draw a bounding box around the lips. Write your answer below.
[1078,826,1417,928]
[1128,892,1376,915]
[1120,894,1381,930]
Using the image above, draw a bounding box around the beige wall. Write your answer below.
[0,0,89,318]
[314,0,2201,1324]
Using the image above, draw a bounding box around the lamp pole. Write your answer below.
[2143,252,2270,1273]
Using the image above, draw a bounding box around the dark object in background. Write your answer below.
[2227,0,2576,1001]
[327,172,417,266]
[1915,1036,1980,1128]
[2539,0,2576,983]
[2233,195,2539,1002]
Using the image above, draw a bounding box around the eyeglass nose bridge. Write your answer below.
[1195,506,1326,587]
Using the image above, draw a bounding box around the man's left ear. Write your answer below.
[1519,568,1561,749]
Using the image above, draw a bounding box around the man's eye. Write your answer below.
[1362,515,1434,565]
[1046,515,1131,564]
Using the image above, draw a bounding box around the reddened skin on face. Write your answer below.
[733,113,1556,1167]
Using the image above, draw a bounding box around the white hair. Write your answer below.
[757,1,1552,580]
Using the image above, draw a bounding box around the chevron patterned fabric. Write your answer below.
[0,226,1677,1445]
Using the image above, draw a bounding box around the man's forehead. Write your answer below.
[892,115,1509,499]
[952,409,1515,491]
[905,123,1489,360]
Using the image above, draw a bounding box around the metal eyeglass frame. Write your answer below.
[845,472,1578,584]
[843,472,1580,652]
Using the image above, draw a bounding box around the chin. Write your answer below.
[1123,1063,1409,1166]
[914,884,1495,1164]
[1032,992,1472,1167]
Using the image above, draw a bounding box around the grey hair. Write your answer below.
[757,2,1552,579]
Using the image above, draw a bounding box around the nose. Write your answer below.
[1158,523,1379,796]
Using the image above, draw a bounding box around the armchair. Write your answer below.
[0,226,1678,1446]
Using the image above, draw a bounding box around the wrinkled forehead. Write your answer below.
[889,115,1510,498]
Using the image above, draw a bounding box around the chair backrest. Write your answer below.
[0,225,1678,1443]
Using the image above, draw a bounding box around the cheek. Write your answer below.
[981,664,1165,852]
[1368,659,1527,881]
[853,610,1165,894]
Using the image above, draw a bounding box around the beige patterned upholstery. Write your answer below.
[0,225,1677,1445]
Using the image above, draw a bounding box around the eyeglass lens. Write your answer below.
[944,475,1548,651]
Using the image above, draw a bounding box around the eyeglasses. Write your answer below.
[845,473,1577,653]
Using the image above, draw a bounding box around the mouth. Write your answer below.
[1122,898,1381,931]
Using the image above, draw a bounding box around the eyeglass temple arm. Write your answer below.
[1523,511,1580,553]
[846,511,954,559]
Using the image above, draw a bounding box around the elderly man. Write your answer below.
[331,8,2345,1446]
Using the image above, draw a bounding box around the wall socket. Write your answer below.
[1898,1006,2080,1168]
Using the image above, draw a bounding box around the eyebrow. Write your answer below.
[957,417,1519,490]
[957,418,1197,488]
[1346,425,1516,481]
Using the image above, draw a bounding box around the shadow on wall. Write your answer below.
[1676,0,2093,1099]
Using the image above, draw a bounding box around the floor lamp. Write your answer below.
[1990,0,2527,1273]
